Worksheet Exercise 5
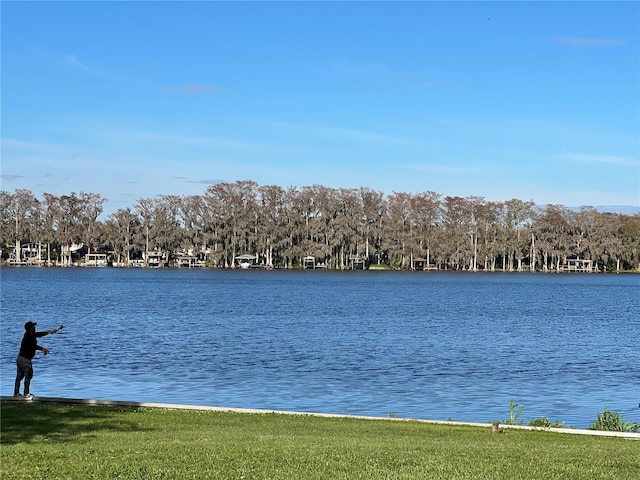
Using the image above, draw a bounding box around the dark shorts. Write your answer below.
[16,356,34,380]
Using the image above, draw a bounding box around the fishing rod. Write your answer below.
[57,301,111,331]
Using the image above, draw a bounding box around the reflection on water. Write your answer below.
[2,268,639,428]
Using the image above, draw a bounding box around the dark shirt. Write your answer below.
[18,331,47,359]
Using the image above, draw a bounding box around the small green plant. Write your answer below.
[503,400,524,425]
[589,409,639,432]
[528,417,566,428]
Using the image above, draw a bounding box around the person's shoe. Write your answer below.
[13,393,23,397]
[23,393,33,399]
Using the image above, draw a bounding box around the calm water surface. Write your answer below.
[1,268,638,428]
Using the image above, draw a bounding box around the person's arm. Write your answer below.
[36,328,59,338]
[35,330,55,354]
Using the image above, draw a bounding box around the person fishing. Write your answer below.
[14,321,59,399]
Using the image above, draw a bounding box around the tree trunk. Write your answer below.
[530,233,536,272]
[473,233,478,272]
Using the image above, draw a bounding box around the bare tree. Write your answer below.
[619,213,640,272]
[135,198,155,266]
[178,195,206,262]
[385,192,414,269]
[533,204,572,272]
[56,193,86,266]
[476,200,503,271]
[257,184,289,268]
[336,188,361,268]
[2,189,40,263]
[0,191,14,257]
[77,192,106,257]
[359,187,387,265]
[312,185,337,267]
[440,196,476,270]
[105,208,139,266]
[203,181,259,267]
[410,191,442,269]
[502,199,535,271]
[155,194,184,257]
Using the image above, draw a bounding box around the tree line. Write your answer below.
[1,181,639,272]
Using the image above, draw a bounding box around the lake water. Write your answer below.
[1,267,638,428]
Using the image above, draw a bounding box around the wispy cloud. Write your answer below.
[64,54,110,77]
[2,137,80,156]
[558,153,639,167]
[65,54,94,71]
[187,178,226,185]
[114,130,248,150]
[160,85,224,94]
[552,37,626,47]
[0,174,26,182]
[61,52,148,87]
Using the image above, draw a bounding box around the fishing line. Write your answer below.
[39,301,111,359]
[57,301,112,331]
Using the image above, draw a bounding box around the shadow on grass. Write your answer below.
[0,401,153,445]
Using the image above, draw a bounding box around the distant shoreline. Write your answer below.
[2,263,639,273]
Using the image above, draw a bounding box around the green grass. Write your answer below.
[368,263,392,270]
[1,402,638,479]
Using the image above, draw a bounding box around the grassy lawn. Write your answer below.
[1,402,638,479]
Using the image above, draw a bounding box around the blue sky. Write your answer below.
[1,1,639,217]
